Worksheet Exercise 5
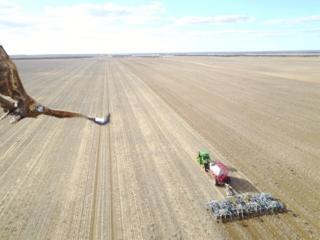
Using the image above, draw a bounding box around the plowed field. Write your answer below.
[0,56,319,239]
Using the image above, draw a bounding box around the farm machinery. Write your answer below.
[197,150,230,186]
[197,150,286,222]
[207,192,285,222]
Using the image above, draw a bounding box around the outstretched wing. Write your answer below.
[0,45,31,103]
[0,45,110,125]
[43,107,111,125]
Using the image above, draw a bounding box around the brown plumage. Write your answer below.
[0,45,110,125]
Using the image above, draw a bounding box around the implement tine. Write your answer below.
[207,192,285,222]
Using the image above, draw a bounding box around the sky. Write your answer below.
[0,0,320,54]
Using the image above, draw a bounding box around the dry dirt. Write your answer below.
[0,56,319,239]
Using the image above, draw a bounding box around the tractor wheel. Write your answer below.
[215,179,219,186]
[204,162,209,172]
[226,177,231,184]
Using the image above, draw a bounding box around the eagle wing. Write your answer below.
[0,45,32,104]
[0,45,110,125]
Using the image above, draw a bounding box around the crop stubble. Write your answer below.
[0,56,319,239]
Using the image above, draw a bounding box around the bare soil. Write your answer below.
[0,56,319,239]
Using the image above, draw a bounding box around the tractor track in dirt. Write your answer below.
[0,56,319,239]
[120,56,317,240]
[118,60,284,240]
[107,63,115,240]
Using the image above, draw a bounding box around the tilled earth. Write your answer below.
[0,56,319,239]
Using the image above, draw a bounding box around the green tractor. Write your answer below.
[197,150,212,172]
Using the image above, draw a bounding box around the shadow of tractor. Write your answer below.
[229,176,259,193]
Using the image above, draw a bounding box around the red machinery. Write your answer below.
[198,151,286,222]
[197,151,230,186]
[208,161,230,186]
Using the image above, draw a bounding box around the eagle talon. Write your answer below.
[0,111,10,120]
[1,45,110,126]
[9,115,22,124]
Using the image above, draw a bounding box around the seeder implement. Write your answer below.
[207,192,285,223]
[197,150,286,222]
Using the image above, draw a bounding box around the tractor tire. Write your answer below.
[226,177,231,184]
[215,179,219,186]
[204,162,209,172]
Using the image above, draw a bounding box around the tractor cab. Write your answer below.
[197,150,212,172]
[197,150,230,185]
[197,150,211,164]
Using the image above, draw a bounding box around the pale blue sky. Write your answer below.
[1,0,319,54]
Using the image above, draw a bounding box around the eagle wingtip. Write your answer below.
[94,113,110,125]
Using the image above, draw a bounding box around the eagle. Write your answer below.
[0,45,110,125]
